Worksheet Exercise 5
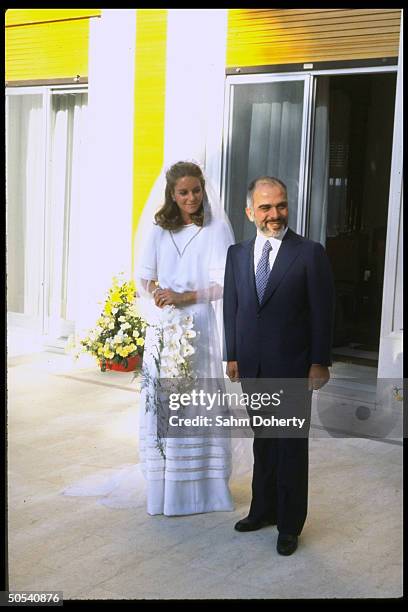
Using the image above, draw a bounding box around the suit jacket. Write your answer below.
[223,228,335,378]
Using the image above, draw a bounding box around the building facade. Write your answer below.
[6,8,403,380]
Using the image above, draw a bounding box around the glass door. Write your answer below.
[6,87,88,350]
[222,74,312,243]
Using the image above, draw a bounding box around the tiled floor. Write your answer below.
[7,351,403,599]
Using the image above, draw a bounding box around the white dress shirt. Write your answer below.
[254,226,288,273]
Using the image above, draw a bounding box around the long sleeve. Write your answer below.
[223,246,238,361]
[306,242,335,366]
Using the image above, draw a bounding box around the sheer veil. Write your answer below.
[61,160,253,508]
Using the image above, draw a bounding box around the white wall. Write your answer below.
[164,8,228,194]
[76,9,137,334]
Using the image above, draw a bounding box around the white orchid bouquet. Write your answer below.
[141,305,198,456]
[159,307,197,379]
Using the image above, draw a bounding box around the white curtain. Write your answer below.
[6,94,45,321]
[247,89,303,227]
[308,77,330,246]
[47,93,88,335]
[226,80,305,242]
[66,94,88,322]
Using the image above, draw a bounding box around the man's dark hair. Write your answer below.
[246,176,288,209]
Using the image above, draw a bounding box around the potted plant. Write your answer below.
[77,274,147,372]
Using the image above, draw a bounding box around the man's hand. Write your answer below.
[226,361,240,382]
[308,364,330,391]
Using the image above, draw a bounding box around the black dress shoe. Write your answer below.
[276,533,298,555]
[234,516,276,532]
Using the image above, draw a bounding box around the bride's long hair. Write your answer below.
[154,161,207,230]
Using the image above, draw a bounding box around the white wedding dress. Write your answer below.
[62,220,253,513]
[137,221,234,515]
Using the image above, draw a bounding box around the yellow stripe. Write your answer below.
[131,9,167,275]
[227,8,401,67]
[5,11,100,81]
[5,9,101,26]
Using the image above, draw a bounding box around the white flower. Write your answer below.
[149,308,197,386]
[163,330,181,344]
[181,344,195,358]
[128,305,139,316]
[121,322,131,331]
[165,322,183,335]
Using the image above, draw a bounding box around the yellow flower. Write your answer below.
[125,283,135,301]
[79,276,145,364]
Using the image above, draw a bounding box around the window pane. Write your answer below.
[225,80,304,242]
[6,94,45,319]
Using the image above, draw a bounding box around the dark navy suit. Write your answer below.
[223,227,334,534]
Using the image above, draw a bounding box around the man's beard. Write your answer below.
[259,220,287,238]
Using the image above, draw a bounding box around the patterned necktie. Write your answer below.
[255,240,272,302]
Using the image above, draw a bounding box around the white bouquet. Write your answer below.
[141,305,198,457]
[159,306,197,380]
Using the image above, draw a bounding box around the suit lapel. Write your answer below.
[259,228,302,310]
[239,238,258,308]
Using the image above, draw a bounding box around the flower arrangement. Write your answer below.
[72,274,147,371]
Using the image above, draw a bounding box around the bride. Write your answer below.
[62,161,252,512]
[135,161,235,516]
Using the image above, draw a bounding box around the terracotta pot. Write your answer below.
[101,354,142,372]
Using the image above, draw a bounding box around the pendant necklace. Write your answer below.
[170,226,203,258]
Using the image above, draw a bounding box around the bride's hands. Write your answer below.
[154,288,183,308]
